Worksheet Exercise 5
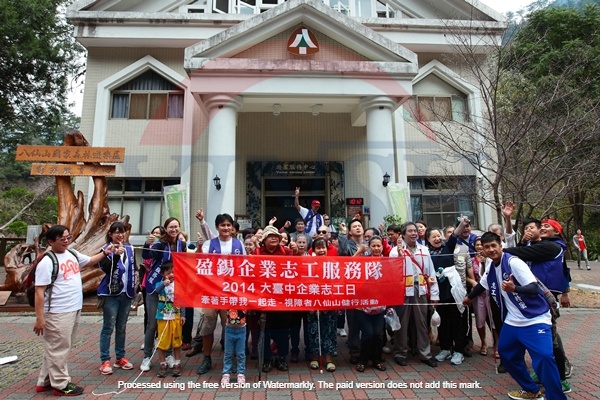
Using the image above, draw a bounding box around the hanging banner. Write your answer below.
[387,183,411,222]
[172,253,405,311]
[164,183,190,235]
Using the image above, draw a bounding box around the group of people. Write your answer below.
[32,188,580,399]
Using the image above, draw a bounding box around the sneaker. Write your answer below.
[435,349,452,362]
[450,352,464,365]
[497,362,507,374]
[172,363,182,377]
[382,346,391,354]
[157,363,167,378]
[35,384,52,393]
[507,389,543,400]
[165,355,175,368]
[53,382,84,397]
[339,328,347,337]
[113,357,133,370]
[565,361,573,378]
[140,357,151,371]
[262,361,272,373]
[394,355,407,366]
[99,360,113,375]
[561,379,572,393]
[275,357,288,371]
[237,374,246,384]
[196,357,212,375]
[221,373,230,385]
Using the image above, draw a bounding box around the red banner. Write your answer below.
[172,253,405,311]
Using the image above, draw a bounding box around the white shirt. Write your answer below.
[480,255,551,327]
[202,237,247,255]
[389,243,439,301]
[35,249,90,313]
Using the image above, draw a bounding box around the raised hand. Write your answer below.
[195,208,204,222]
[269,216,277,226]
[502,201,514,218]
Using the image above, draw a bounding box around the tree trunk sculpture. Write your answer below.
[1,130,131,295]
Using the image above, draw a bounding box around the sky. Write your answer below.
[480,0,534,13]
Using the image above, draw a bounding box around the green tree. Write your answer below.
[501,4,600,230]
[407,5,600,231]
[0,0,83,131]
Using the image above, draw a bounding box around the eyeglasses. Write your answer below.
[324,218,330,221]
[317,230,328,234]
[58,235,72,242]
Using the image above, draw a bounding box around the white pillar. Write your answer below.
[359,96,397,227]
[203,94,243,217]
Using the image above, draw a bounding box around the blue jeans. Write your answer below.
[223,326,246,374]
[100,293,132,362]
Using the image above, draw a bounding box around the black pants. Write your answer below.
[355,312,384,365]
[437,303,466,354]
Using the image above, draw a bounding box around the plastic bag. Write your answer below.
[430,309,441,327]
[430,309,441,343]
[384,308,401,331]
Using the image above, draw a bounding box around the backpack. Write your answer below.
[25,249,77,311]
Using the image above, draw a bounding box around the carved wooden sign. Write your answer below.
[16,145,125,177]
[16,145,125,163]
[31,163,116,176]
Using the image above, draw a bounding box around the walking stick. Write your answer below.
[317,311,323,374]
[258,312,266,380]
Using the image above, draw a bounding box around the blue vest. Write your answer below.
[487,254,549,321]
[530,237,567,293]
[145,239,186,294]
[97,243,136,297]
[207,237,244,255]
[304,210,323,234]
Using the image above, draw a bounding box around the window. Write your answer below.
[107,178,180,234]
[405,95,469,123]
[111,70,184,120]
[409,177,476,229]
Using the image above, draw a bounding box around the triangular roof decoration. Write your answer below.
[185,0,417,65]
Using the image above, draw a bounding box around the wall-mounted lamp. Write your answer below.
[312,104,322,116]
[273,104,281,116]
[213,175,221,191]
[382,172,390,187]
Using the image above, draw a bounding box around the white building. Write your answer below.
[67,0,504,241]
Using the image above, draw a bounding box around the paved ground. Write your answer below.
[0,261,599,399]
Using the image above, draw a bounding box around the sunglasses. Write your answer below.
[317,230,328,234]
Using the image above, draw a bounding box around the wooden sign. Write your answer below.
[31,163,116,176]
[16,145,125,163]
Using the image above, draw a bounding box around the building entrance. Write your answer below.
[264,177,326,229]
[245,161,345,230]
